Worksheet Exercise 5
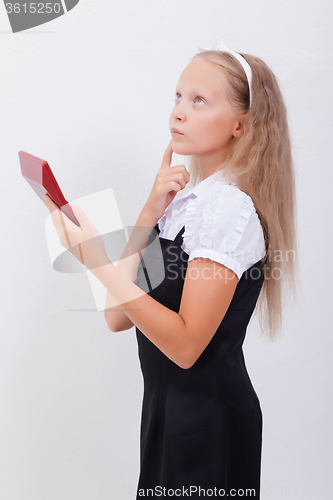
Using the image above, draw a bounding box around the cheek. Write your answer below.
[192,114,214,135]
[198,116,225,141]
[211,115,232,138]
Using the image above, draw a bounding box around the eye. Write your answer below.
[174,93,206,105]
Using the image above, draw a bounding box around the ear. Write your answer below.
[232,112,247,138]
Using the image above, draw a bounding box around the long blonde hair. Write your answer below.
[177,50,300,341]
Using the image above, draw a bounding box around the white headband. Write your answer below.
[197,38,253,108]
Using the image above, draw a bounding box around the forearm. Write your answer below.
[104,209,159,327]
[95,260,190,368]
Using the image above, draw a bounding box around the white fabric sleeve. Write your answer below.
[182,182,266,280]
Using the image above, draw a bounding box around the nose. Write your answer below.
[171,100,186,122]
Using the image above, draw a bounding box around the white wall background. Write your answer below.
[1,0,332,499]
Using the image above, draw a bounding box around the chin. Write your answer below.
[170,140,192,156]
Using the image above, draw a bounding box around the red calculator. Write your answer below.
[19,150,80,227]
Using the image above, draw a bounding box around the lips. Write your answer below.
[171,128,184,135]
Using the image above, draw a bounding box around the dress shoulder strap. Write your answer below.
[154,222,185,245]
[174,225,185,245]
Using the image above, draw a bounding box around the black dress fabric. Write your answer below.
[134,223,266,499]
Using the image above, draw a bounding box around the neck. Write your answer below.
[195,148,230,181]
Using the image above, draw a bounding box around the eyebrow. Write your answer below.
[175,85,212,97]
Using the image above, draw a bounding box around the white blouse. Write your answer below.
[157,170,266,280]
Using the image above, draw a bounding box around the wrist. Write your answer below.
[89,256,114,278]
[137,207,159,228]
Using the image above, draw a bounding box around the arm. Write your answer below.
[104,209,158,332]
[43,143,238,367]
[104,140,190,332]
[46,192,238,367]
[93,256,239,369]
[43,139,241,366]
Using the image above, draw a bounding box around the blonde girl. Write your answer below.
[45,40,298,500]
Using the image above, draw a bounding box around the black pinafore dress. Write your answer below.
[134,223,266,499]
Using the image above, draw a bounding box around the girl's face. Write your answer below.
[169,58,244,161]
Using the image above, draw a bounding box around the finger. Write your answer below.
[43,195,63,231]
[59,203,85,248]
[166,180,184,194]
[160,140,173,170]
[166,163,190,176]
[58,210,72,249]
[43,193,59,213]
[163,166,190,190]
[70,202,84,221]
[43,194,71,246]
[162,169,184,187]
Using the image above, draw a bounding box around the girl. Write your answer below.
[44,39,298,500]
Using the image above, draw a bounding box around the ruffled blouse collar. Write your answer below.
[158,168,238,235]
[178,169,235,200]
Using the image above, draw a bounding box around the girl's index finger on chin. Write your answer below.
[160,141,173,169]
